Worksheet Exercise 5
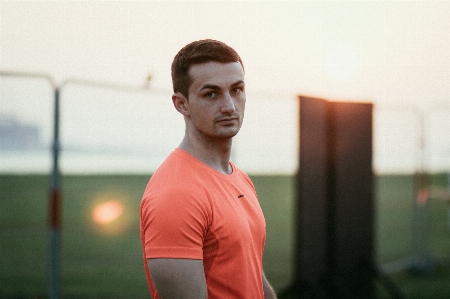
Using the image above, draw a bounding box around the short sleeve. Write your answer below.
[141,187,210,260]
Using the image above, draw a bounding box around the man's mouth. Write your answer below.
[217,117,238,124]
[216,114,239,122]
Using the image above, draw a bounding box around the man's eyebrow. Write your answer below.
[200,80,245,91]
[200,84,220,91]
[231,80,245,87]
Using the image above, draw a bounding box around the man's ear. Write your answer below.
[172,92,189,116]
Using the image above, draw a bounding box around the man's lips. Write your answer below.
[215,114,239,123]
[218,117,238,122]
[216,117,238,124]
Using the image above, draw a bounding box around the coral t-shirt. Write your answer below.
[140,148,266,298]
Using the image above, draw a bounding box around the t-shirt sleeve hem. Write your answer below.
[145,247,203,260]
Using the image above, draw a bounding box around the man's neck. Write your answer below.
[178,134,233,175]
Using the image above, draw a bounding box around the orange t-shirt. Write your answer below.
[140,148,266,298]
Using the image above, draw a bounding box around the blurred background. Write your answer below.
[1,1,449,298]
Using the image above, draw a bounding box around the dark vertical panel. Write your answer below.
[331,102,374,298]
[296,96,329,285]
[290,96,374,299]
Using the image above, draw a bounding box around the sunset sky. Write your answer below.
[1,1,449,173]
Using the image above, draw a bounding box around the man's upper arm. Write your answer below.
[147,258,207,299]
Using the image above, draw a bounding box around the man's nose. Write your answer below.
[221,92,236,113]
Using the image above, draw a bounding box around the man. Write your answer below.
[140,39,277,299]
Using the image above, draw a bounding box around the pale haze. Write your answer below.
[1,1,449,174]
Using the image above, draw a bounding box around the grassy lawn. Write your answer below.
[0,173,449,298]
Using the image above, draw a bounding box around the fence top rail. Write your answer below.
[0,70,55,88]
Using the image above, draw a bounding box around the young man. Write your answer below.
[140,39,277,299]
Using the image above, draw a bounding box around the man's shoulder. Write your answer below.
[152,149,185,176]
[145,149,205,195]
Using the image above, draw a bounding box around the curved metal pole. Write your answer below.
[0,71,60,298]
[49,86,61,299]
[1,71,154,298]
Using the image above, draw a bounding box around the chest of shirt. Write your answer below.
[201,179,266,249]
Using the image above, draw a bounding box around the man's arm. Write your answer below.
[263,271,277,299]
[147,258,207,299]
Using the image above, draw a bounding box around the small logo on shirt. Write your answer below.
[238,194,245,198]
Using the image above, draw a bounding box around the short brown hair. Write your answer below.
[171,39,244,98]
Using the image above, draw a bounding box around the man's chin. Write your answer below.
[215,129,240,139]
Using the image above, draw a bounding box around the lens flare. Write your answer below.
[92,200,124,224]
[89,190,132,235]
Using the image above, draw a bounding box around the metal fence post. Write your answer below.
[0,71,61,298]
[49,86,62,299]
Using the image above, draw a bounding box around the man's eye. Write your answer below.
[232,87,243,94]
[205,92,216,98]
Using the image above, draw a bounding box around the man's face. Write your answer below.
[183,61,246,140]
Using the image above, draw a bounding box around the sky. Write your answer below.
[1,0,450,174]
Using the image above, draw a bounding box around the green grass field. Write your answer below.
[1,173,449,298]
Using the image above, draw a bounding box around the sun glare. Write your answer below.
[92,200,124,224]
[323,45,360,81]
[89,191,132,235]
